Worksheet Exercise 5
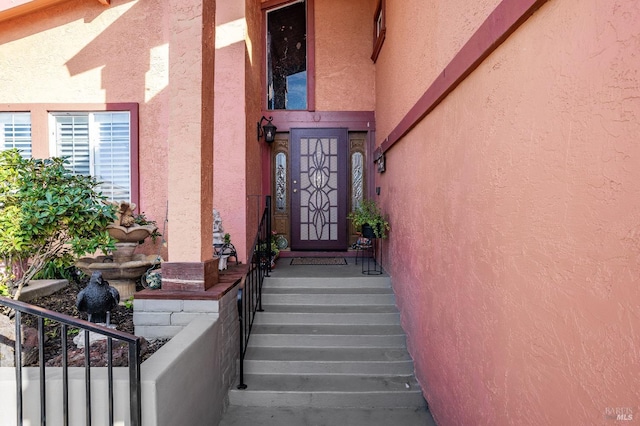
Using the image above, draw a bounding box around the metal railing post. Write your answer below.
[237,196,271,389]
[14,310,23,426]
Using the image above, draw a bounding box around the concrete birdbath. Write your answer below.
[76,202,160,299]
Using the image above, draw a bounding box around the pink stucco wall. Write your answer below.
[0,0,221,263]
[374,0,501,141]
[214,0,249,262]
[0,0,171,259]
[314,0,376,111]
[376,0,640,424]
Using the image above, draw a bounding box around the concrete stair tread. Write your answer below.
[264,276,392,288]
[249,324,407,348]
[228,374,426,408]
[254,311,400,325]
[245,347,412,361]
[263,287,393,294]
[261,304,399,313]
[232,373,422,393]
[243,360,415,375]
[219,406,437,426]
[261,294,396,306]
[251,324,405,335]
[249,335,407,348]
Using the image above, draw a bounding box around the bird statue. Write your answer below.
[76,271,120,325]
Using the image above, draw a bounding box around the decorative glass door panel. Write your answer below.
[290,128,348,250]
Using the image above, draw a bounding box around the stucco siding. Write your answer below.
[375,0,501,143]
[0,0,170,258]
[314,0,376,111]
[376,0,640,424]
[215,0,249,262]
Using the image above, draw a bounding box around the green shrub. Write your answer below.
[0,149,117,299]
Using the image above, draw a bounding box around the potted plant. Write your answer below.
[255,232,280,269]
[217,233,233,270]
[347,199,390,239]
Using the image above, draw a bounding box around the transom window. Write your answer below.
[0,112,32,159]
[266,0,307,110]
[51,111,132,202]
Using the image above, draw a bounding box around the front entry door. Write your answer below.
[290,128,348,250]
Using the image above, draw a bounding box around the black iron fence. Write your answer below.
[0,297,142,426]
[237,196,271,389]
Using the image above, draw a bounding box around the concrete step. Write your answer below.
[264,276,392,289]
[263,287,394,294]
[262,304,399,313]
[246,347,412,362]
[227,272,429,417]
[219,406,437,426]
[243,359,415,375]
[243,347,414,375]
[261,293,396,306]
[253,311,401,325]
[250,324,407,348]
[228,374,426,408]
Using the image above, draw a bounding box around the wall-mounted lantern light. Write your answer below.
[257,116,277,143]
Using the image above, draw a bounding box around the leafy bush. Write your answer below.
[0,149,117,299]
[32,260,76,281]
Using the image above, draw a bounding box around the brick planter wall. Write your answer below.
[133,264,245,393]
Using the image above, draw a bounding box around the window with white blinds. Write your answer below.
[0,112,32,159]
[52,112,131,202]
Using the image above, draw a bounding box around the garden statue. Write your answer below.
[76,271,120,325]
[115,202,136,227]
[213,209,225,246]
[212,209,237,270]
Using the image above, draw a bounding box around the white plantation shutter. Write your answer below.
[53,112,131,202]
[55,114,90,176]
[93,112,131,201]
[0,112,32,159]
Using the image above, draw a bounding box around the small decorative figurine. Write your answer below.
[76,271,120,325]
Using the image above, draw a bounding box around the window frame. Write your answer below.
[262,0,316,112]
[371,0,386,63]
[0,111,32,158]
[50,110,133,202]
[0,103,139,205]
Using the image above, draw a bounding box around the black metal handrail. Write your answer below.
[0,296,142,426]
[237,195,271,389]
